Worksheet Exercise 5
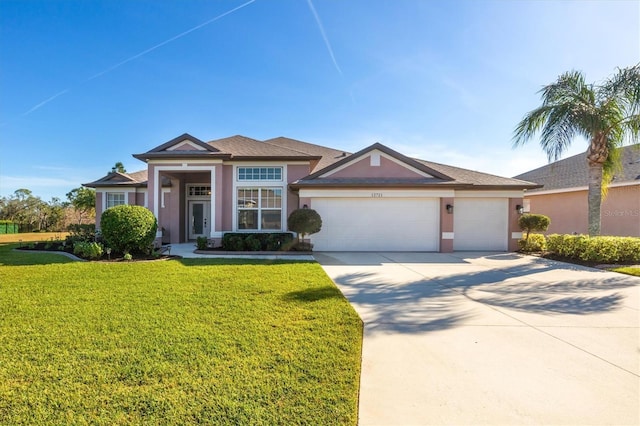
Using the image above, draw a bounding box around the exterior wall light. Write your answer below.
[446,204,453,214]
[516,204,524,215]
[303,204,308,209]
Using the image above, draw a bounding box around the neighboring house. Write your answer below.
[514,144,640,237]
[85,133,539,252]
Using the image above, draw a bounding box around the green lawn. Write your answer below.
[0,243,362,425]
[611,266,640,277]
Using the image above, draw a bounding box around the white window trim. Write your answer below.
[106,192,126,209]
[237,166,283,182]
[236,187,284,231]
[232,164,287,232]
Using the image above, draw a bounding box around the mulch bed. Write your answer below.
[16,242,178,262]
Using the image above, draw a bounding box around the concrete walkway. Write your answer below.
[165,243,314,260]
[315,252,640,425]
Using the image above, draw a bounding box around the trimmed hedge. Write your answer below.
[546,234,640,263]
[518,233,547,252]
[221,232,294,251]
[0,220,18,234]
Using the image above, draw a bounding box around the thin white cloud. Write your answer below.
[306,0,342,75]
[86,0,256,82]
[20,89,69,116]
[18,0,257,118]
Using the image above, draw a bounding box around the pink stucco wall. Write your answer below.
[508,198,524,251]
[329,155,423,178]
[440,197,454,253]
[525,185,640,237]
[287,164,310,217]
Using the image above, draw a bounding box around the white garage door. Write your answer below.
[454,198,508,251]
[310,198,439,251]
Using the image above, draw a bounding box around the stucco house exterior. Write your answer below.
[85,133,539,252]
[515,144,640,237]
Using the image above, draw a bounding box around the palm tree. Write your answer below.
[513,64,640,236]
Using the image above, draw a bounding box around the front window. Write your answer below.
[106,192,125,208]
[188,186,211,196]
[237,188,282,230]
[237,167,282,181]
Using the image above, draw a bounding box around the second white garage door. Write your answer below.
[454,198,508,251]
[310,198,440,251]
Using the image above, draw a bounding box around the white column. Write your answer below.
[210,167,215,237]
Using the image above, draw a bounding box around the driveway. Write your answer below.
[315,252,640,425]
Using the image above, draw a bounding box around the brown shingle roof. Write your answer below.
[264,136,350,172]
[207,135,321,160]
[514,144,640,192]
[83,170,171,188]
[417,159,539,188]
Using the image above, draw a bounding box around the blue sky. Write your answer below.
[1,0,638,201]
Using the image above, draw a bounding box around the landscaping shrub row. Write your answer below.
[520,234,640,263]
[221,232,295,251]
[545,234,640,264]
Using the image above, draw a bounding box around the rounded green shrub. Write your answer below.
[100,205,157,254]
[288,208,322,241]
[518,214,550,242]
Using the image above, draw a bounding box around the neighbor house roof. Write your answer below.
[514,144,640,193]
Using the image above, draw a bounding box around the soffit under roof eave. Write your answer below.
[132,152,233,161]
[228,155,322,161]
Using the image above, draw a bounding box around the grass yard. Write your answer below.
[0,243,362,425]
[0,232,69,244]
[611,266,640,277]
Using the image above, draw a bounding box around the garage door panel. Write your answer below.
[454,198,507,251]
[311,198,439,251]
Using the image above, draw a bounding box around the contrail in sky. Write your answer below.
[306,0,342,75]
[19,0,256,117]
[21,89,69,116]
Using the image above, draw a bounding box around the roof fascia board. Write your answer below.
[148,133,217,153]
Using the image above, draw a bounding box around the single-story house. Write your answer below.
[514,144,640,237]
[84,134,540,252]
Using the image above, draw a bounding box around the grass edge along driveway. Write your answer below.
[0,243,362,425]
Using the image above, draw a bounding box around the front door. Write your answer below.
[188,201,211,240]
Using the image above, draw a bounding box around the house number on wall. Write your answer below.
[371,193,383,198]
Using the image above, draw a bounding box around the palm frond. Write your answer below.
[512,70,595,161]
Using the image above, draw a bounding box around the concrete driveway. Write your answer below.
[315,252,640,426]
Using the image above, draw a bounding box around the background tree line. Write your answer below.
[0,187,95,232]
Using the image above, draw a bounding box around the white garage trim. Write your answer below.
[310,197,440,251]
[300,189,454,198]
[455,190,524,198]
